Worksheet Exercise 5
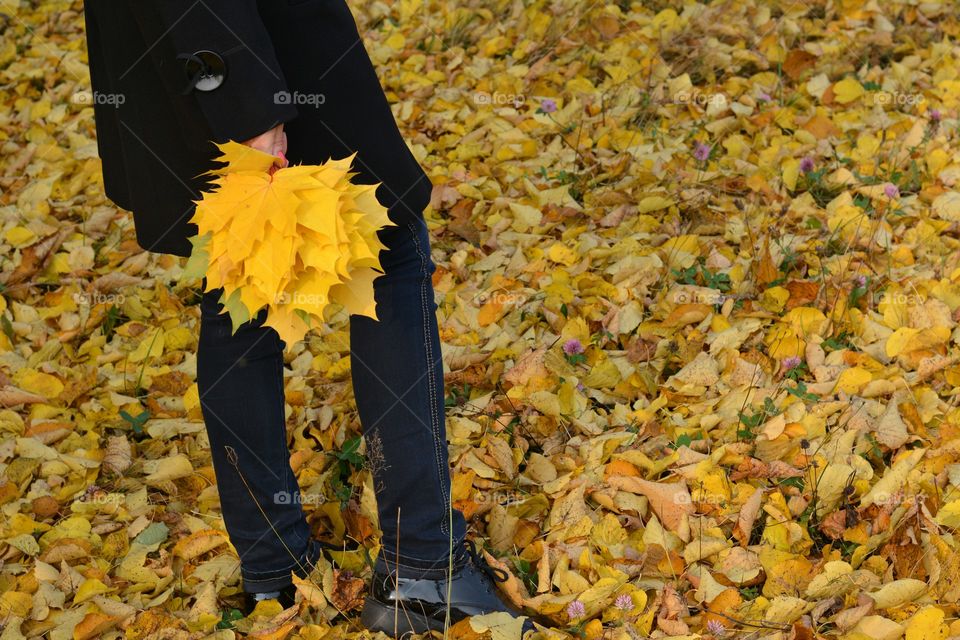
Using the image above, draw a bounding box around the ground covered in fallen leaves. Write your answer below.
[4,0,960,638]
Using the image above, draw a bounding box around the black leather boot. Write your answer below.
[240,538,349,616]
[242,583,298,616]
[360,540,535,637]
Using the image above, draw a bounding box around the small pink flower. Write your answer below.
[706,619,726,635]
[758,92,772,102]
[693,142,711,162]
[563,338,584,355]
[782,356,802,370]
[566,599,586,620]
[540,98,558,113]
[853,274,867,288]
[614,594,633,611]
[800,156,815,173]
[883,183,900,199]
[930,108,942,122]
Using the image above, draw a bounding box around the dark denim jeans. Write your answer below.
[197,218,468,593]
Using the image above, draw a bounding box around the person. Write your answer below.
[82,1,530,635]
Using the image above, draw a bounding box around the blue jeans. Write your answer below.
[197,218,468,593]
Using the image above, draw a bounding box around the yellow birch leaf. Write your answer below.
[469,611,527,640]
[861,448,925,507]
[887,327,920,358]
[6,226,36,247]
[782,158,800,191]
[869,579,928,610]
[833,367,873,394]
[0,591,33,617]
[143,454,193,485]
[13,369,64,398]
[833,77,865,103]
[74,578,113,604]
[637,195,674,213]
[128,329,165,363]
[172,529,229,561]
[760,286,790,313]
[932,192,960,222]
[935,499,960,529]
[905,606,948,640]
[850,616,904,640]
[547,242,580,266]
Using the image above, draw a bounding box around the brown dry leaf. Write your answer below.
[1,231,65,297]
[607,475,693,534]
[102,435,132,475]
[783,50,818,80]
[656,584,690,635]
[733,487,764,546]
[753,236,780,290]
[0,385,47,406]
[73,612,121,640]
[330,569,365,611]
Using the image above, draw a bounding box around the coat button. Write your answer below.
[177,50,227,93]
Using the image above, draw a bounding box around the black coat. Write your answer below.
[83,0,433,257]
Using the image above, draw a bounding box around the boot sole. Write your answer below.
[360,597,450,638]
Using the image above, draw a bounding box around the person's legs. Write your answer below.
[196,214,469,586]
[197,284,322,593]
[352,223,530,633]
[350,218,469,579]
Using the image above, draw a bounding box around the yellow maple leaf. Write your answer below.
[186,141,396,347]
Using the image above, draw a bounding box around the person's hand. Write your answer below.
[242,124,288,175]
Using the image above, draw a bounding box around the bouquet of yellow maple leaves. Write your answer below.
[183,141,395,348]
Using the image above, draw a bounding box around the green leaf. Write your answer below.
[182,232,212,281]
[219,288,252,335]
[133,522,169,546]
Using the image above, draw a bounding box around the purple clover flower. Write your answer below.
[782,355,802,370]
[800,156,815,173]
[706,619,726,635]
[693,142,711,162]
[883,183,900,199]
[930,108,942,122]
[614,594,633,611]
[563,338,584,356]
[566,600,586,620]
[540,98,558,113]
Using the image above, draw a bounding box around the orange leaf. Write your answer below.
[753,236,779,290]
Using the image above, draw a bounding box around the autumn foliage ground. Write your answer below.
[3,0,960,639]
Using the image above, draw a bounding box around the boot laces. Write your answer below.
[463,539,509,584]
